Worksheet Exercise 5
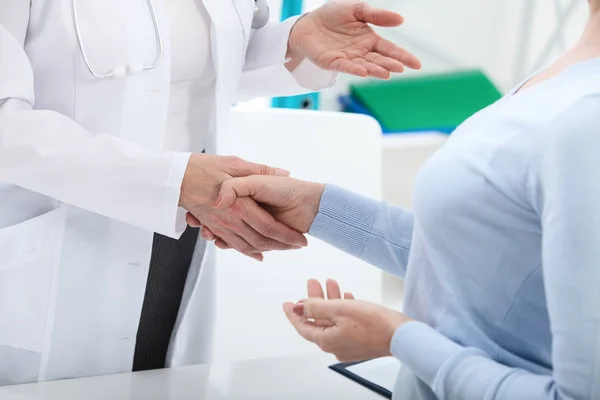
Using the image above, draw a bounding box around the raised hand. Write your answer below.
[179,156,307,261]
[287,1,422,79]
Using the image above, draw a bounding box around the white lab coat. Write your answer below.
[0,0,335,386]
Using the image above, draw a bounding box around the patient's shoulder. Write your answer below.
[546,94,600,143]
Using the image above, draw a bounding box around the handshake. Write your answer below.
[179,153,412,364]
[179,153,325,261]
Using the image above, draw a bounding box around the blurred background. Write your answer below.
[239,0,589,111]
[215,0,590,363]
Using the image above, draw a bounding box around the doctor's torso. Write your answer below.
[0,0,254,385]
[25,0,252,151]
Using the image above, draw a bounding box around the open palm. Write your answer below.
[290,2,422,79]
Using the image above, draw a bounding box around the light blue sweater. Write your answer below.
[309,58,600,400]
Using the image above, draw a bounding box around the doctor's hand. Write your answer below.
[180,155,308,261]
[283,279,411,363]
[286,1,422,79]
[199,176,324,250]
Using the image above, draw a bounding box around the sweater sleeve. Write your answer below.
[388,96,600,400]
[308,185,414,279]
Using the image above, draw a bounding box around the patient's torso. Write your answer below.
[398,57,600,399]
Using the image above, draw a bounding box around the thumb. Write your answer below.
[186,212,202,227]
[227,157,290,178]
[302,299,344,321]
[214,176,267,209]
[354,3,404,27]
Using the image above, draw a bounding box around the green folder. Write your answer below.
[349,70,502,133]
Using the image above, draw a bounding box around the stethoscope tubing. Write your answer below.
[72,0,269,79]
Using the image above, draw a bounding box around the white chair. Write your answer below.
[214,108,383,361]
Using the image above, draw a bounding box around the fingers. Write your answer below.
[308,279,353,300]
[283,302,321,343]
[206,225,294,256]
[329,57,368,77]
[352,58,391,80]
[238,215,302,251]
[216,197,307,248]
[307,279,326,299]
[353,3,404,27]
[214,228,264,260]
[200,193,308,261]
[225,156,290,178]
[298,280,356,320]
[186,212,202,227]
[363,53,405,74]
[326,279,342,300]
[374,39,422,70]
[330,54,412,80]
[215,237,263,261]
[214,238,228,249]
[302,299,344,321]
[200,226,216,241]
[239,198,308,247]
[207,198,306,259]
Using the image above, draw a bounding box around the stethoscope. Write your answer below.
[71,0,270,79]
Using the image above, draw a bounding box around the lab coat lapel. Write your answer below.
[202,0,249,100]
[202,0,249,153]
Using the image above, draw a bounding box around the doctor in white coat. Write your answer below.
[0,0,420,386]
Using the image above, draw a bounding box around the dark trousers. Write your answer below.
[132,226,200,371]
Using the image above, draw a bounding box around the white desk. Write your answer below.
[0,354,383,400]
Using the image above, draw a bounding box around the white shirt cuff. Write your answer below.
[161,151,192,239]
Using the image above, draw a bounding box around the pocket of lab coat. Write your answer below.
[0,206,66,354]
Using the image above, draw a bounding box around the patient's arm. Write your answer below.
[208,177,414,278]
[309,185,414,279]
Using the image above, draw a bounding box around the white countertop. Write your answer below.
[0,354,383,400]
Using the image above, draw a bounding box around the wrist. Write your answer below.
[179,153,220,209]
[286,14,305,56]
[285,14,309,67]
[301,182,325,231]
[381,309,412,357]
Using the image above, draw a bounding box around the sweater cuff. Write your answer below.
[391,321,463,387]
[308,185,380,257]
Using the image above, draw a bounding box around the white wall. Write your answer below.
[318,0,589,110]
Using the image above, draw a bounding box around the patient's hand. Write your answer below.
[284,279,411,363]
[194,176,325,252]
